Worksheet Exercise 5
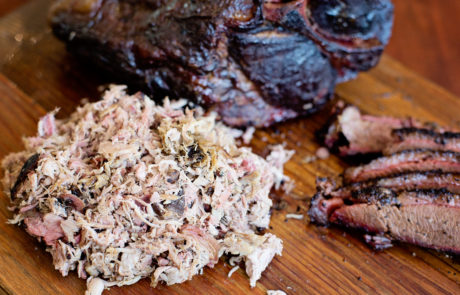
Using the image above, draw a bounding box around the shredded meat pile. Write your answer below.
[1,86,293,295]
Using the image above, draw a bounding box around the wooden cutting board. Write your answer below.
[0,1,459,294]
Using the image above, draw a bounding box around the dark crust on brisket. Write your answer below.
[327,189,460,253]
[350,187,459,207]
[316,101,349,152]
[334,171,460,198]
[401,188,460,205]
[393,128,460,139]
[344,149,460,183]
[385,128,460,154]
[320,104,459,156]
[308,174,460,253]
[350,187,399,206]
[10,154,40,201]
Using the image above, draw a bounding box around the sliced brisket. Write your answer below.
[330,188,460,253]
[312,105,460,254]
[384,128,460,155]
[321,105,459,156]
[333,172,460,198]
[343,150,460,183]
[309,182,460,253]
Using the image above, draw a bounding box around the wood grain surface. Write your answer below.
[385,0,460,97]
[0,0,458,96]
[0,1,459,295]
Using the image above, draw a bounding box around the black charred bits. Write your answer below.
[310,0,381,36]
[10,153,40,200]
[71,185,82,197]
[152,203,164,217]
[187,144,204,165]
[256,226,266,234]
[393,127,460,145]
[203,203,211,213]
[352,187,400,207]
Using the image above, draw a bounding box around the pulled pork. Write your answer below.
[2,86,293,295]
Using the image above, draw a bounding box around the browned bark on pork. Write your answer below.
[49,0,393,127]
[10,153,39,201]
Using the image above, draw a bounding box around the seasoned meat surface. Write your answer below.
[309,180,460,253]
[1,86,293,295]
[343,150,460,183]
[321,104,459,156]
[331,188,460,253]
[332,171,460,198]
[49,0,393,127]
[310,105,460,254]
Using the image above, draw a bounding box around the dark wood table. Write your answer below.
[0,1,459,295]
[2,0,458,97]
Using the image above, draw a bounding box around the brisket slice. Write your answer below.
[312,105,460,254]
[322,105,419,156]
[332,171,460,198]
[384,128,460,155]
[309,184,460,253]
[343,150,460,183]
[330,188,460,253]
[321,105,459,156]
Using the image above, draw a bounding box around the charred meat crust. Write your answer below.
[334,171,460,198]
[385,128,460,154]
[350,187,399,206]
[351,187,460,207]
[49,0,393,127]
[320,104,459,156]
[309,180,460,253]
[10,153,40,200]
[343,149,460,183]
[307,177,342,225]
[263,0,394,81]
[393,128,460,140]
[328,189,460,254]
[229,25,336,111]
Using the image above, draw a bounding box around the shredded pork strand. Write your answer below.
[1,85,293,295]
